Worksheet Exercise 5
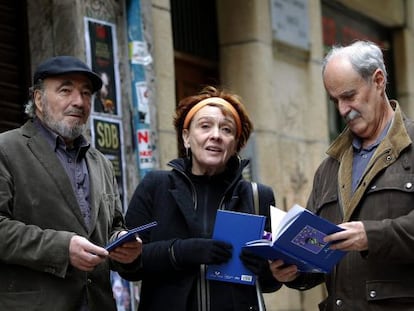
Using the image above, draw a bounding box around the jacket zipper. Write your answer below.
[171,160,244,311]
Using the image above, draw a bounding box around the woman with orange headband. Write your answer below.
[121,86,281,311]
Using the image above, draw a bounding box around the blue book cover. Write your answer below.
[105,221,157,251]
[244,205,346,273]
[206,210,266,285]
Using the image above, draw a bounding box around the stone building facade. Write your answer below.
[1,0,414,310]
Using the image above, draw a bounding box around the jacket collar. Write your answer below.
[21,119,95,233]
[167,155,249,180]
[326,100,411,161]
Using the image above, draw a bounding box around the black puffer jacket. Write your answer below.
[121,156,280,311]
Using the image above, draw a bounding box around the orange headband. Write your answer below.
[183,97,242,138]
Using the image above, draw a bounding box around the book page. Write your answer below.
[275,204,305,239]
[270,205,286,242]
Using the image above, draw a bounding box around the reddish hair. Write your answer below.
[173,85,253,157]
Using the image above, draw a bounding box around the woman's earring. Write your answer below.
[186,146,190,158]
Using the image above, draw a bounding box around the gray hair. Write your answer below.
[322,40,387,84]
[25,80,44,118]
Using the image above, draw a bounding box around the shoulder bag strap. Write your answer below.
[251,181,260,215]
[251,181,266,311]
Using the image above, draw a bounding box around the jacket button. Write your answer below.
[335,299,343,307]
[370,290,376,298]
[405,182,413,190]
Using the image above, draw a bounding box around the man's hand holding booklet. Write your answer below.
[106,221,157,251]
[243,204,346,273]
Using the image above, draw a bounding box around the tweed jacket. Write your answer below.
[0,120,128,311]
[121,156,281,311]
[287,101,414,311]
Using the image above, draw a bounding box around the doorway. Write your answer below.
[0,0,30,132]
[171,0,220,102]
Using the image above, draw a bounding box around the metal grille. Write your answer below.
[171,0,219,61]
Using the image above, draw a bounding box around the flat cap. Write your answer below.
[33,56,103,93]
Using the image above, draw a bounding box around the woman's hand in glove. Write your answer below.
[170,238,233,268]
[239,248,272,278]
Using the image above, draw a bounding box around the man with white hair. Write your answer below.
[271,41,414,311]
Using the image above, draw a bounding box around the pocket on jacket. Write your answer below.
[366,280,414,302]
[365,173,414,218]
[313,196,342,224]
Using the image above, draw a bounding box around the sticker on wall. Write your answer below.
[135,81,150,124]
[136,126,155,171]
[129,41,152,66]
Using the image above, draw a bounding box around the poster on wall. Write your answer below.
[85,17,121,116]
[90,116,127,210]
[111,271,137,311]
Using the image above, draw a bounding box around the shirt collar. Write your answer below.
[352,118,392,153]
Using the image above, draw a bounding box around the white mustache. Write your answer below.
[345,110,360,123]
[65,109,85,117]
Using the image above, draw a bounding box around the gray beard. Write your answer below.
[44,117,85,141]
[42,100,85,141]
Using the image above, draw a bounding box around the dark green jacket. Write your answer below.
[0,120,128,311]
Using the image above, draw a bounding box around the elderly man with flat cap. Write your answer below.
[0,56,142,311]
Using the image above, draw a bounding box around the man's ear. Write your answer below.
[33,90,43,113]
[373,68,386,90]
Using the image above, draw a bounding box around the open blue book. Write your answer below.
[206,210,266,285]
[243,204,346,273]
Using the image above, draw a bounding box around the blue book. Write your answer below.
[105,221,157,251]
[243,204,346,273]
[206,210,266,286]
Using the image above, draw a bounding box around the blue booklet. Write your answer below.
[206,210,266,286]
[243,205,346,273]
[105,221,157,251]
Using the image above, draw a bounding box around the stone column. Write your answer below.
[150,0,177,169]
